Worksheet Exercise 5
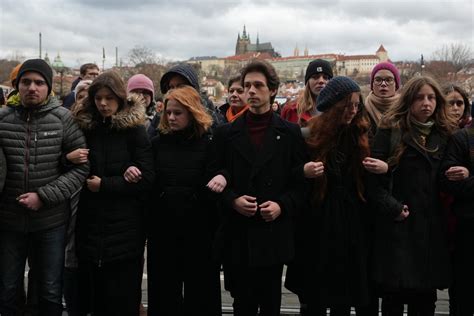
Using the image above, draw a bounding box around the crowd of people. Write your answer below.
[0,56,472,316]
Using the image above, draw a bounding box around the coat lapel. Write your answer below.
[228,115,256,165]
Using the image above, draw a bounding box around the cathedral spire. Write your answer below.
[243,25,247,38]
[256,32,260,45]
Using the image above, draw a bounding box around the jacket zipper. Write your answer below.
[24,112,31,192]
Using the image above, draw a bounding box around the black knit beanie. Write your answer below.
[304,59,333,84]
[16,59,53,95]
[316,76,360,112]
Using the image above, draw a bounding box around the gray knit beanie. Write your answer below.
[316,76,360,112]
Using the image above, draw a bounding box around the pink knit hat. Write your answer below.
[370,62,401,91]
[127,74,154,99]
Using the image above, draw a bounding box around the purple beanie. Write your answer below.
[127,74,154,99]
[370,62,401,90]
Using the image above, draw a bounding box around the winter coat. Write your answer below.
[212,113,307,271]
[280,101,313,126]
[285,127,370,306]
[369,127,451,290]
[439,128,474,219]
[148,129,219,251]
[0,97,89,232]
[73,96,154,265]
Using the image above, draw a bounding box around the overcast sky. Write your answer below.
[1,0,472,68]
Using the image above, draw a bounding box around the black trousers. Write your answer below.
[225,263,283,316]
[451,220,474,316]
[78,257,143,316]
[147,232,222,316]
[381,291,436,316]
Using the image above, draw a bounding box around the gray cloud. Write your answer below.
[1,0,472,68]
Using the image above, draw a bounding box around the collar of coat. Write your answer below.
[73,94,146,131]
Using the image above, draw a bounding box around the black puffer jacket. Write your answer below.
[0,97,89,232]
[74,95,154,265]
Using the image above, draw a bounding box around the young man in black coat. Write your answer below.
[213,60,307,316]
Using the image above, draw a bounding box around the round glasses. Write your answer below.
[373,77,395,86]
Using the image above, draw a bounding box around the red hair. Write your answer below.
[306,94,370,204]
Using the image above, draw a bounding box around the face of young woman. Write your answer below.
[165,99,191,132]
[228,82,245,108]
[94,87,120,118]
[445,90,465,121]
[341,92,361,125]
[372,69,396,98]
[410,84,437,123]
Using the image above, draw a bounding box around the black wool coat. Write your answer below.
[285,127,370,306]
[369,127,451,291]
[74,97,154,265]
[212,113,308,270]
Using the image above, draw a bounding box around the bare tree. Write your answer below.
[432,43,473,78]
[128,45,160,66]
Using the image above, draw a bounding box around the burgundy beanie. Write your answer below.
[127,74,154,100]
[370,62,401,90]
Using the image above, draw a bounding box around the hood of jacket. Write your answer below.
[73,93,146,131]
[160,63,200,94]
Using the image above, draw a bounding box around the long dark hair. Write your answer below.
[306,93,370,204]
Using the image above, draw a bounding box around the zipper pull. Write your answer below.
[98,259,102,267]
[34,133,37,142]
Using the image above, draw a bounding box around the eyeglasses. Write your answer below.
[448,100,464,107]
[373,77,395,86]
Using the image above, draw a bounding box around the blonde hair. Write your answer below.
[159,86,213,138]
[296,83,315,117]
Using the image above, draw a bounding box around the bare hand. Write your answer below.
[86,175,101,192]
[363,157,388,174]
[445,166,469,181]
[303,161,324,178]
[259,201,281,222]
[66,148,89,164]
[395,205,410,221]
[124,166,142,183]
[232,195,257,217]
[17,192,43,211]
[206,174,227,193]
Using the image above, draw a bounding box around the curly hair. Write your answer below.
[306,93,370,204]
[380,76,457,166]
[159,86,213,138]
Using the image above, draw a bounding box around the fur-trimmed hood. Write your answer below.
[73,93,147,131]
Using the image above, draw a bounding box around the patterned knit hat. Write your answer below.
[370,62,401,90]
[316,76,360,112]
[305,59,333,84]
[16,59,53,95]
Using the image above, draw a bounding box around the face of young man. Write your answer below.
[18,72,49,107]
[82,67,100,80]
[243,72,276,114]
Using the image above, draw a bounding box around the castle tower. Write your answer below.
[235,25,251,55]
[376,44,389,61]
[294,44,299,57]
